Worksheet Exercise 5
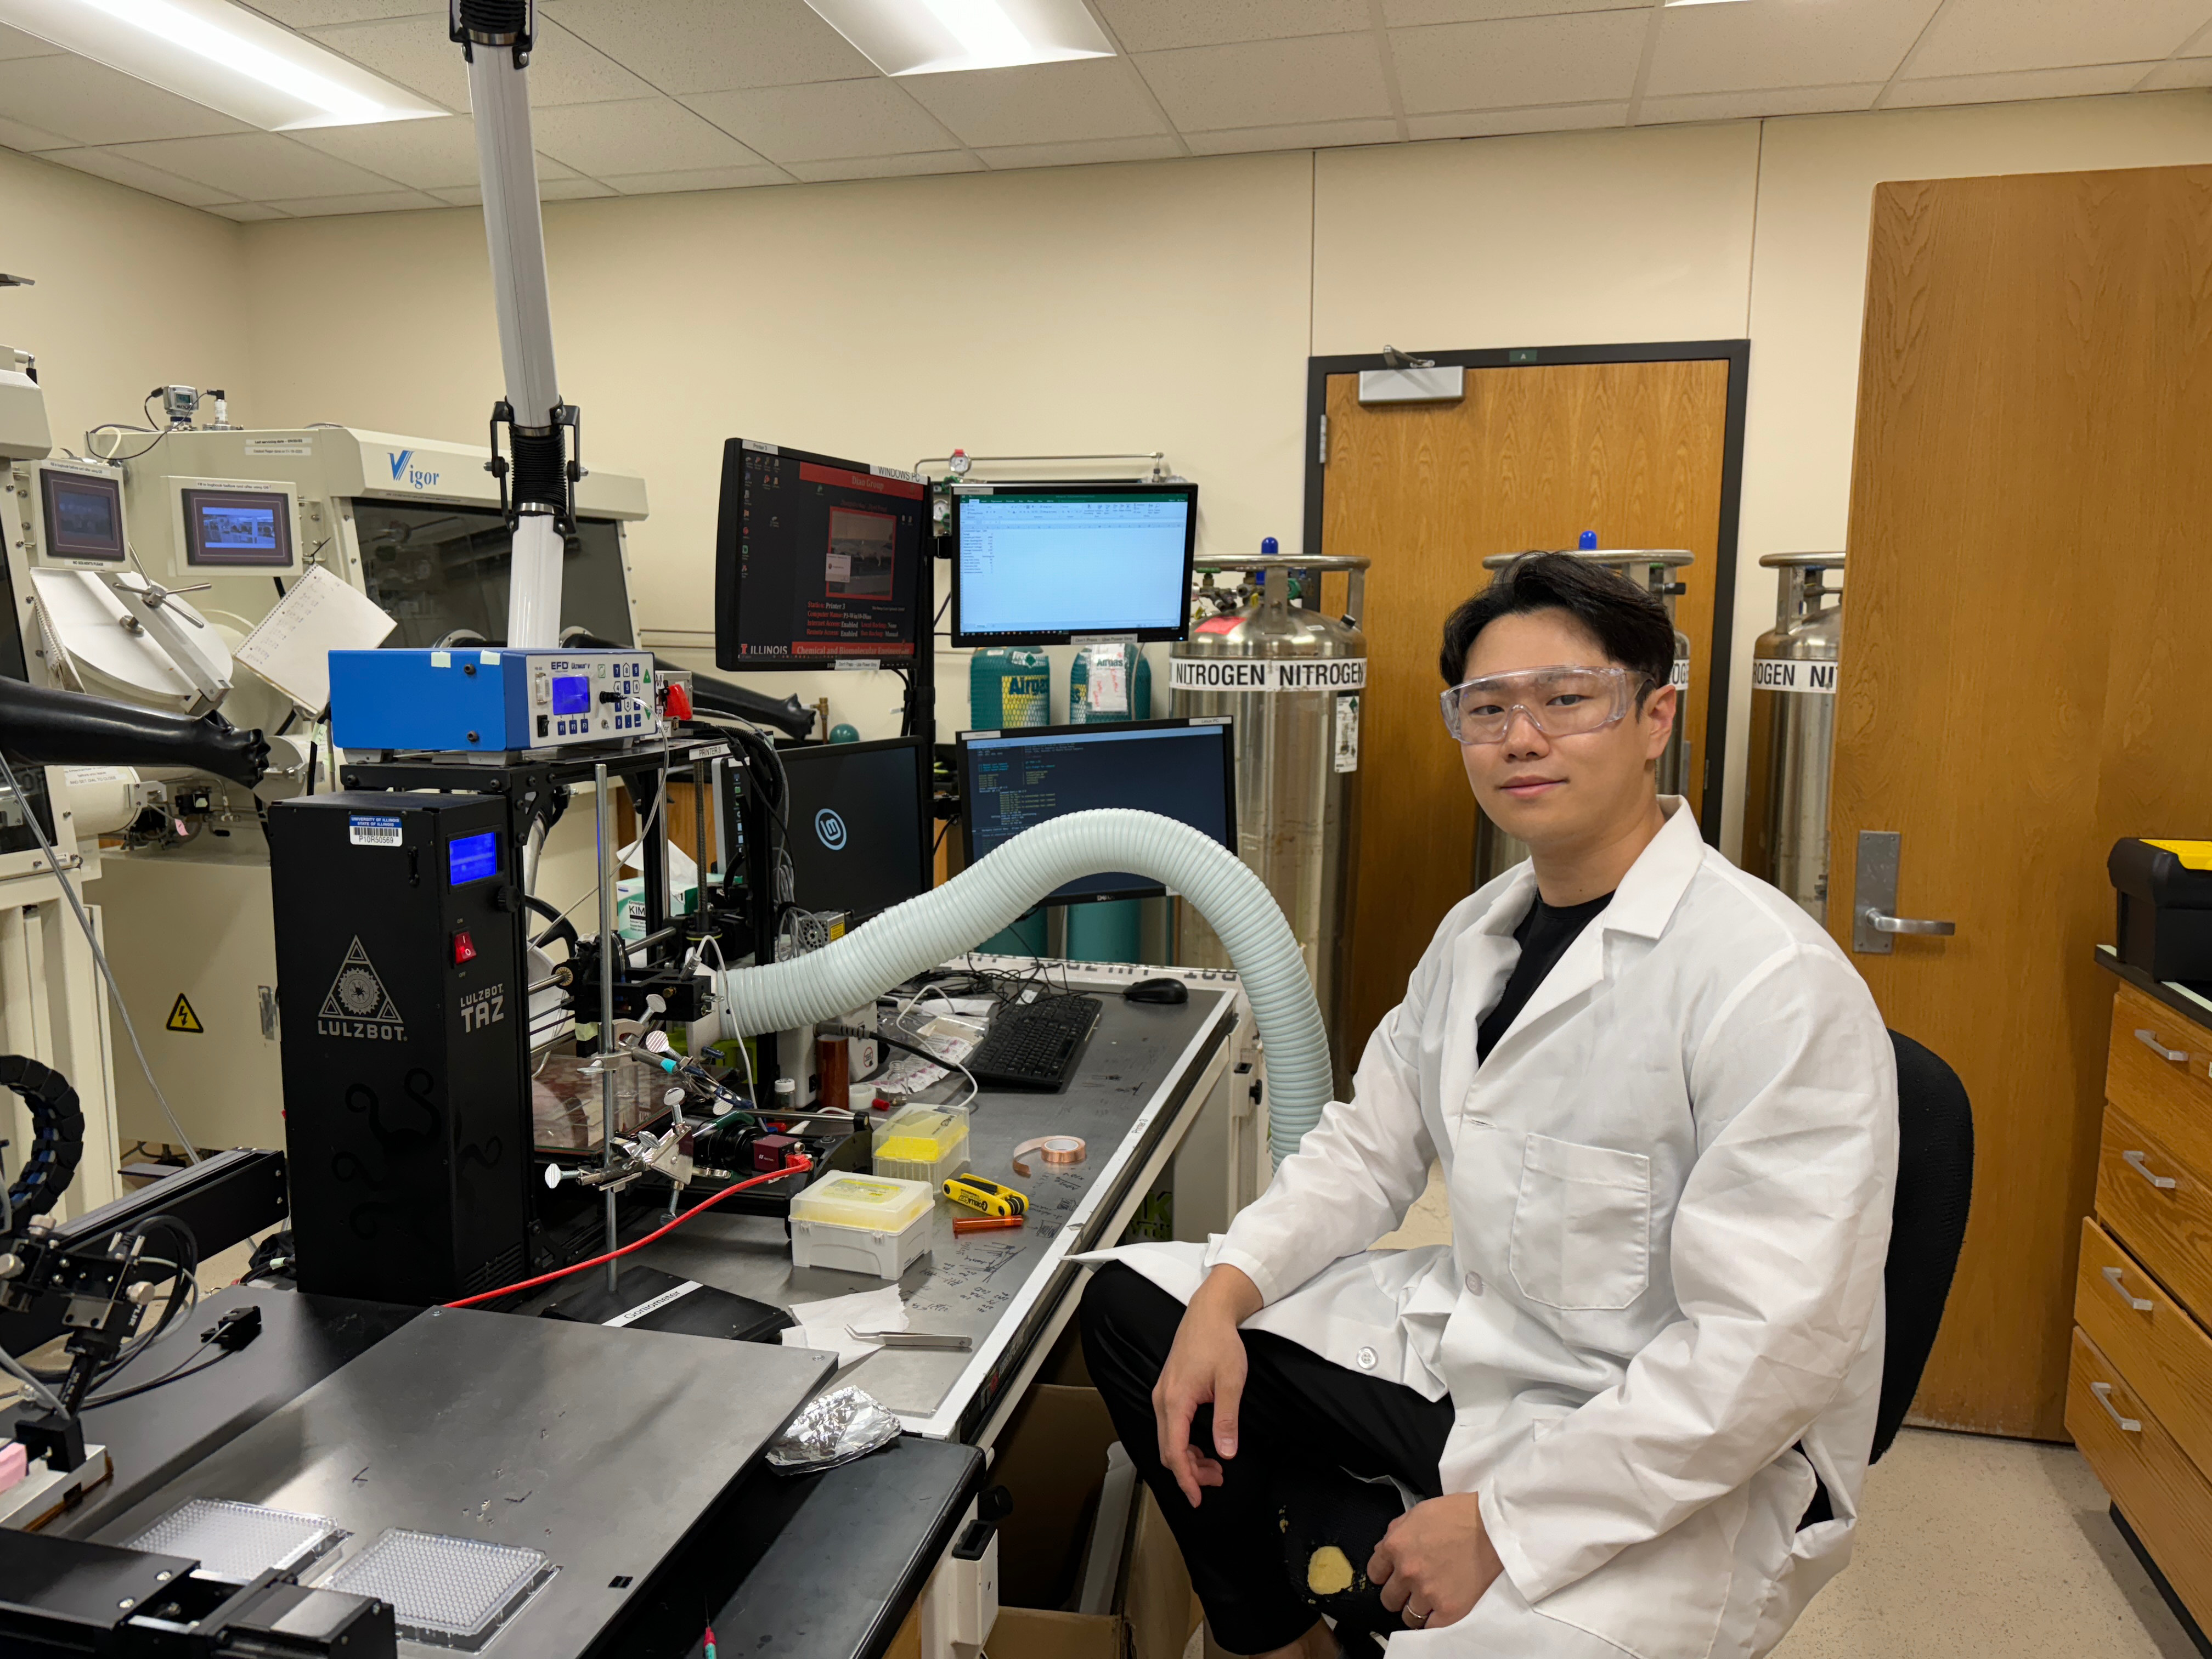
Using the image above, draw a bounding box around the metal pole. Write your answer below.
[594,760,619,1295]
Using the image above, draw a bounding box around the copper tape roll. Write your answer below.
[1011,1135,1087,1178]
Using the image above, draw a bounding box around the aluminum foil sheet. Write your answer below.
[765,1386,902,1474]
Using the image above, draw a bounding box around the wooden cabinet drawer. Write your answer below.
[2097,1104,2212,1318]
[2074,1216,2212,1485]
[2067,1327,2212,1630]
[2109,984,2212,1167]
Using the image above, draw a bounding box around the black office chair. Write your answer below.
[1279,1030,1974,1652]
[1871,1029,1975,1462]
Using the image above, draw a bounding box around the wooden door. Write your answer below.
[1832,164,2212,1439]
[1322,360,1733,1060]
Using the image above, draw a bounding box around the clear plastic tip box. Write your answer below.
[871,1104,970,1186]
[789,1172,935,1279]
[328,647,653,754]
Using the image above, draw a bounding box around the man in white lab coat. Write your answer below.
[1079,553,1897,1658]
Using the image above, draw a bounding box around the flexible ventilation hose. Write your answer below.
[720,809,1331,1164]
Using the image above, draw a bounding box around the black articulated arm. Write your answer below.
[0,677,268,787]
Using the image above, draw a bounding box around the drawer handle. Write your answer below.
[2102,1266,2155,1312]
[2124,1149,2179,1191]
[2135,1029,2188,1064]
[2091,1381,2143,1434]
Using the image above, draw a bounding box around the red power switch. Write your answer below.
[452,930,478,964]
[664,681,694,721]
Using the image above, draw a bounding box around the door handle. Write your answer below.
[1852,831,1954,953]
[1866,911,1957,937]
[2102,1266,2154,1312]
[2123,1149,2178,1191]
[2135,1029,2187,1064]
[2090,1381,2143,1434]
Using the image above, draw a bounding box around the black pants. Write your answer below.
[1080,1263,1455,1656]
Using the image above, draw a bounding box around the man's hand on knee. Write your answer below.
[1368,1492,1504,1632]
[1153,1265,1262,1509]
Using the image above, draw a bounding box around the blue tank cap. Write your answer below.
[1578,530,1598,550]
[1261,537,1279,557]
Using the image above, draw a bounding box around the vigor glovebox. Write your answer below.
[268,792,531,1305]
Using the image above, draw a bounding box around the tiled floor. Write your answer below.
[1374,1166,2203,1657]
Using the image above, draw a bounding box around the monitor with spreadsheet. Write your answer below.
[950,481,1197,647]
[714,439,929,671]
[957,718,1235,904]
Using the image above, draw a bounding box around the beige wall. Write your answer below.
[72,87,2199,853]
[0,147,252,459]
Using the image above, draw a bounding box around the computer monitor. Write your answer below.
[178,483,297,572]
[714,439,929,671]
[950,481,1197,648]
[29,464,126,568]
[958,718,1236,904]
[777,736,932,922]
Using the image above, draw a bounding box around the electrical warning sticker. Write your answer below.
[318,937,405,1041]
[348,815,402,847]
[166,995,204,1034]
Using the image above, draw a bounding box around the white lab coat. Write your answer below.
[1084,801,1897,1659]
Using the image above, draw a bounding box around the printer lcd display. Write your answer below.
[449,831,499,886]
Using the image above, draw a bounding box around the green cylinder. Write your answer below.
[1069,644,1150,724]
[1065,899,1141,963]
[969,648,1052,729]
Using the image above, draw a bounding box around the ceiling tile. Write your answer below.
[532,97,769,174]
[205,201,292,221]
[100,133,402,197]
[289,116,578,189]
[1887,62,2162,108]
[540,0,874,94]
[2141,57,2212,89]
[432,176,615,205]
[1645,0,1940,97]
[1405,100,1625,139]
[1908,0,2212,78]
[900,57,1170,148]
[1638,84,1883,124]
[1183,117,1401,153]
[1391,10,1649,114]
[598,165,791,195]
[1091,0,1370,53]
[0,55,254,145]
[782,151,985,182]
[240,0,439,24]
[1135,33,1394,130]
[307,14,654,112]
[0,115,71,151]
[0,21,61,58]
[1384,0,1639,21]
[259,189,445,215]
[41,145,242,206]
[680,79,958,163]
[977,134,1187,169]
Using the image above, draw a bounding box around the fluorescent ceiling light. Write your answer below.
[0,0,445,128]
[803,0,1114,76]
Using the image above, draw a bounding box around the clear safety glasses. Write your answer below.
[1440,665,1646,745]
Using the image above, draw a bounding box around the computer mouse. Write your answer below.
[1125,977,1189,1006]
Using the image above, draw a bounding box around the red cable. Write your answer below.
[443,1155,814,1310]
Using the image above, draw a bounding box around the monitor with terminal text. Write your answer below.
[958,717,1235,904]
[778,736,932,922]
[714,439,928,672]
[950,481,1197,648]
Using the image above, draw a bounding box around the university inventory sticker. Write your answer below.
[319,937,405,1042]
[348,814,402,847]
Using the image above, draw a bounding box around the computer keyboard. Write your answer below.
[967,995,1103,1092]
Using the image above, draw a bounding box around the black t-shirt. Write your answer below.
[1475,890,1615,1062]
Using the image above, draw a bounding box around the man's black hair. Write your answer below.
[1438,552,1676,699]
